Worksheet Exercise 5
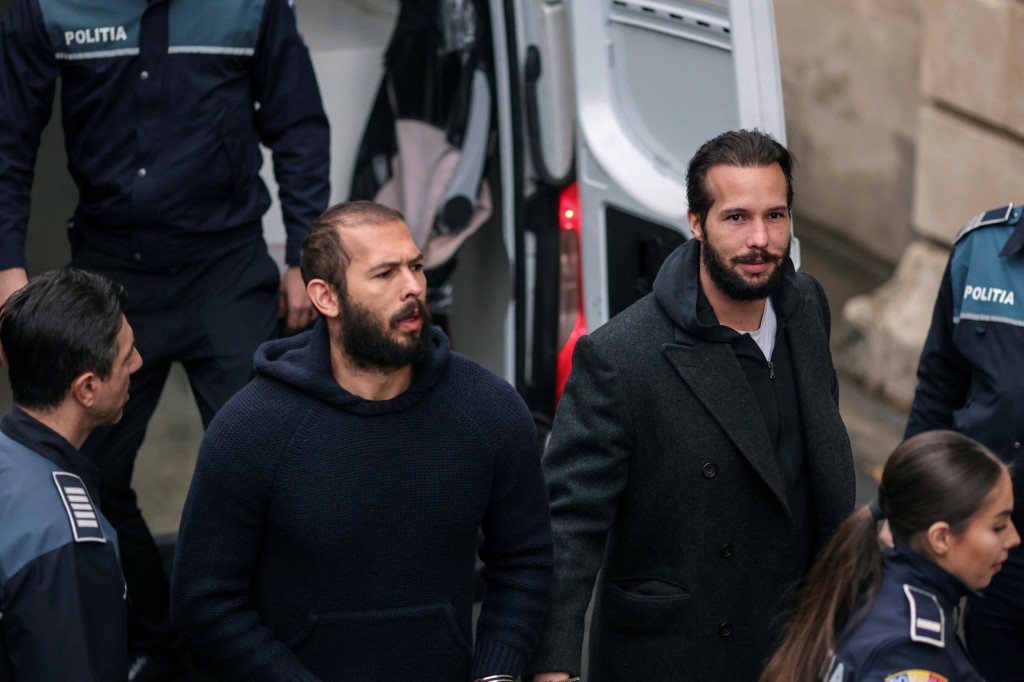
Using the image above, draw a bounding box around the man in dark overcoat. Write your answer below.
[525,129,855,682]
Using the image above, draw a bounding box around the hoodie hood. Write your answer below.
[652,238,801,342]
[253,318,451,416]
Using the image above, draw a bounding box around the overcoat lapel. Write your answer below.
[784,292,852,536]
[661,334,790,514]
[785,298,832,424]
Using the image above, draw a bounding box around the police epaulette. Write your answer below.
[903,584,945,648]
[953,202,1024,244]
[53,471,107,543]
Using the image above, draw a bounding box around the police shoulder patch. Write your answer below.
[52,471,107,543]
[903,584,945,647]
[954,202,1023,244]
[884,670,948,682]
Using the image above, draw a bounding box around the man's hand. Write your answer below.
[278,266,315,335]
[0,267,28,308]
[0,268,29,368]
[532,674,576,682]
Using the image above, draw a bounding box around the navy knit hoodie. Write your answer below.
[172,320,553,681]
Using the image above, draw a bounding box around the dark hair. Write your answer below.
[300,200,407,295]
[686,129,795,229]
[0,268,127,409]
[760,430,1007,682]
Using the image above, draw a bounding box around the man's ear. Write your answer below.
[307,279,341,318]
[69,372,99,409]
[688,211,704,242]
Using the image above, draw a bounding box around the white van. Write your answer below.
[268,0,788,437]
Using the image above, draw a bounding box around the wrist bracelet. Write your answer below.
[473,676,516,682]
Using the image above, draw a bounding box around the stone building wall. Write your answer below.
[775,0,922,266]
[777,0,1024,411]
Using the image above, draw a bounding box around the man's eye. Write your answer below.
[726,214,743,222]
[411,263,424,272]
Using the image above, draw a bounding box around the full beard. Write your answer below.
[701,234,790,302]
[339,298,433,371]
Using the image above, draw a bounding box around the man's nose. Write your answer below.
[747,220,770,248]
[400,267,425,298]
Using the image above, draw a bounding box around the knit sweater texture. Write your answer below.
[171,321,553,681]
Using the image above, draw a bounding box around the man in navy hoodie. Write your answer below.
[172,200,553,681]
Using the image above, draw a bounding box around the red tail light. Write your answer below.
[555,181,587,407]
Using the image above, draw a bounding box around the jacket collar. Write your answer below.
[652,238,801,343]
[0,405,101,498]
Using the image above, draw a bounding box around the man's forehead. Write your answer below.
[341,221,420,264]
[705,164,787,202]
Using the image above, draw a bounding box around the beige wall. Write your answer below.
[775,0,922,265]
[806,0,1024,410]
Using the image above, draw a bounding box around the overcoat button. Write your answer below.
[1013,442,1021,451]
[718,623,733,638]
[720,544,734,558]
[702,463,717,478]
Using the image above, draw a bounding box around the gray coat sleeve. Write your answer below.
[523,333,634,677]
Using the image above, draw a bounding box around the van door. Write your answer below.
[496,0,788,422]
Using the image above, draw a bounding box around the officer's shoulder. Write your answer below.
[953,202,1024,244]
[900,584,947,649]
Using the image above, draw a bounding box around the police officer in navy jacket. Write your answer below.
[907,202,1024,681]
[0,269,143,680]
[0,0,330,675]
[762,430,1019,682]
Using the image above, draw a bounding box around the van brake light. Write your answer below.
[555,181,586,406]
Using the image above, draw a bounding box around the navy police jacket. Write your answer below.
[825,545,981,682]
[906,202,1024,612]
[0,0,329,269]
[0,407,127,681]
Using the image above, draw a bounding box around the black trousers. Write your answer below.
[73,241,280,657]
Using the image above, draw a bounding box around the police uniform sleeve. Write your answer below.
[250,0,330,267]
[0,0,60,270]
[905,255,971,438]
[1,524,127,679]
[854,641,959,682]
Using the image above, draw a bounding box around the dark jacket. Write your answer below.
[826,544,982,681]
[171,321,553,681]
[906,203,1024,612]
[0,407,127,681]
[0,0,329,269]
[525,239,854,681]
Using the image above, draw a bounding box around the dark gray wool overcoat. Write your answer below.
[524,240,855,681]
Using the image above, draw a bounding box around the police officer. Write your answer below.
[0,0,330,677]
[906,202,1024,682]
[761,430,1020,682]
[822,533,988,682]
[0,269,142,680]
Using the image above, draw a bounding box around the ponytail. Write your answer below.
[759,506,884,682]
[761,430,1006,682]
